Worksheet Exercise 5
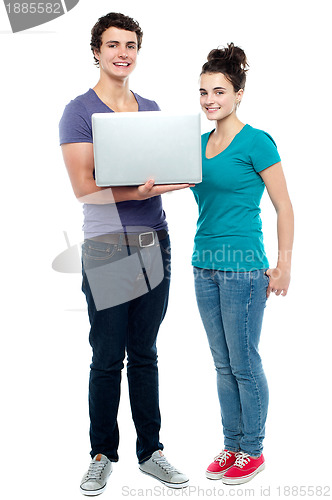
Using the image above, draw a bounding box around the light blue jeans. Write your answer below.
[193,267,269,457]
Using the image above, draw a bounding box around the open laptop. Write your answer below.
[92,111,202,186]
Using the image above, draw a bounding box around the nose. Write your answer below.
[118,46,128,59]
[202,93,214,105]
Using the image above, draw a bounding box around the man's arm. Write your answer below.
[61,142,193,204]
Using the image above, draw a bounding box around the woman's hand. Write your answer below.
[265,267,291,298]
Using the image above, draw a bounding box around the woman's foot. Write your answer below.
[205,449,237,479]
[221,451,265,485]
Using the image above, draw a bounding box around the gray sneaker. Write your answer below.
[139,450,189,488]
[80,454,112,496]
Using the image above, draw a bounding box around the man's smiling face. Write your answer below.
[94,27,138,81]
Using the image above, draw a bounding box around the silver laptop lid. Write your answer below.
[92,111,202,186]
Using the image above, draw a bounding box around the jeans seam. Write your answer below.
[244,272,262,455]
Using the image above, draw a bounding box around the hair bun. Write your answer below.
[207,43,248,71]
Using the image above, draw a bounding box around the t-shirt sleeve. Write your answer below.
[59,99,92,145]
[249,130,281,173]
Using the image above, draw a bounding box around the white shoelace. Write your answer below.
[84,461,106,480]
[153,455,179,473]
[234,452,250,469]
[214,450,232,466]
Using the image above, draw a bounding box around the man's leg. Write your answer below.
[82,240,130,462]
[126,236,171,463]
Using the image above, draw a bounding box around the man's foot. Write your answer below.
[80,454,112,496]
[222,451,265,485]
[205,449,237,479]
[139,450,189,489]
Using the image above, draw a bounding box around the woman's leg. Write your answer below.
[218,269,269,457]
[193,267,242,453]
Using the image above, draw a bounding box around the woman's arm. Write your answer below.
[61,142,193,204]
[259,162,294,297]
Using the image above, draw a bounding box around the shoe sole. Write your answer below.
[80,472,112,496]
[221,462,266,485]
[80,484,106,496]
[205,466,233,480]
[139,468,189,489]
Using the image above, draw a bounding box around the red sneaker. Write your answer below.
[205,449,237,479]
[222,452,265,485]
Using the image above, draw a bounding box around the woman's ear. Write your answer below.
[236,88,244,105]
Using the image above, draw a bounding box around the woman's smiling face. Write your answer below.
[199,72,243,121]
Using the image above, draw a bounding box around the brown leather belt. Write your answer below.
[89,229,168,248]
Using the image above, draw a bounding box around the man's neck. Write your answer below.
[93,74,137,112]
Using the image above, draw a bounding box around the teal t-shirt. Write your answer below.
[191,124,281,271]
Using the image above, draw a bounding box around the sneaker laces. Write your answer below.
[234,452,251,469]
[152,455,180,474]
[214,450,232,466]
[84,461,106,481]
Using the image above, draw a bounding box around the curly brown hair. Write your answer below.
[201,43,249,91]
[90,12,143,66]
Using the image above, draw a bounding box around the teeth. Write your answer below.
[114,63,129,66]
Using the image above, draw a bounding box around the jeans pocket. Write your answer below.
[82,242,118,262]
[263,270,270,285]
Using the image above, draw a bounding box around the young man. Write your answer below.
[59,12,190,496]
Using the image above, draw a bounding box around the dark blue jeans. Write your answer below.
[81,234,171,463]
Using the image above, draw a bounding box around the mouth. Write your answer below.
[113,62,130,67]
[206,107,220,113]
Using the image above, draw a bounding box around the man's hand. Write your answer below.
[137,179,195,200]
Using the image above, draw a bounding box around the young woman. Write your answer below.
[191,44,294,485]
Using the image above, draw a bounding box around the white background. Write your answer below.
[0,0,331,498]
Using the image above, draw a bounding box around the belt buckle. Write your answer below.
[139,231,155,248]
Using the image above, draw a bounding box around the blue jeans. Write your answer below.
[193,267,269,457]
[81,235,171,463]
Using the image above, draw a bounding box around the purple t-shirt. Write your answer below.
[59,88,168,238]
